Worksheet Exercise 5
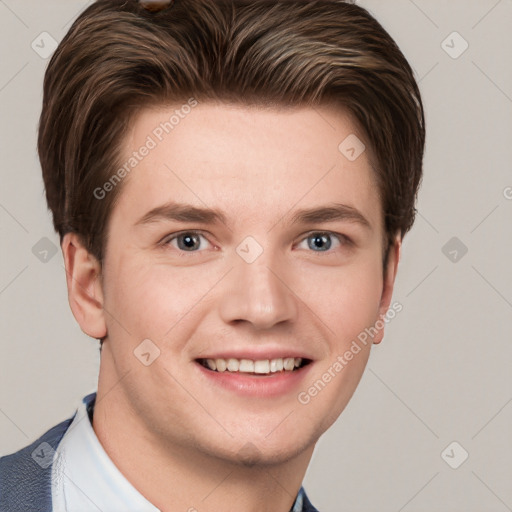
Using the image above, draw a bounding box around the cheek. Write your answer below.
[103,259,209,343]
[296,258,384,348]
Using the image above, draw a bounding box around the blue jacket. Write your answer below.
[0,398,319,512]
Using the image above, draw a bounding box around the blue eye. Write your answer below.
[165,231,210,252]
[297,232,348,252]
[162,230,350,255]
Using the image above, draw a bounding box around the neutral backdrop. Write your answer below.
[0,1,511,511]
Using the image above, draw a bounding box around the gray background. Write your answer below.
[1,1,511,511]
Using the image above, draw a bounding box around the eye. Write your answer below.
[296,231,350,253]
[163,231,212,252]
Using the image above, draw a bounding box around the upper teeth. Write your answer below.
[204,357,303,374]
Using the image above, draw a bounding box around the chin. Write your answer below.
[202,428,319,469]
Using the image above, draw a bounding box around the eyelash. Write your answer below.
[161,230,352,255]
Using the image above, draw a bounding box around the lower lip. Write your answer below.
[195,362,313,398]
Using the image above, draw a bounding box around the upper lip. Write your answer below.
[195,348,313,361]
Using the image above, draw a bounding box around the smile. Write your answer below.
[197,357,311,375]
[195,355,314,397]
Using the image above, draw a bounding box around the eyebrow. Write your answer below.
[289,203,372,230]
[134,201,372,230]
[135,202,228,226]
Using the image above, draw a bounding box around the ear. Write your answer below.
[373,233,402,345]
[61,232,107,340]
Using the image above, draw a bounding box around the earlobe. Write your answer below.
[373,234,402,345]
[61,232,107,340]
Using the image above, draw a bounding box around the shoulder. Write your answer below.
[298,487,321,512]
[0,414,75,512]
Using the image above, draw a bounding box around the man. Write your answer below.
[0,0,425,510]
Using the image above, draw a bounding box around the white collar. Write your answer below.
[51,392,159,512]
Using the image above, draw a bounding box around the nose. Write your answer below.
[218,249,298,331]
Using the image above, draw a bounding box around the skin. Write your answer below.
[62,102,401,512]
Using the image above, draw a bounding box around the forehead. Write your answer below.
[114,101,381,230]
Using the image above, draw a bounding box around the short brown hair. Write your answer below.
[38,0,425,265]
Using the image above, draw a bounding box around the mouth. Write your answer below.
[196,357,312,376]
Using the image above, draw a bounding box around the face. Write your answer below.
[92,102,398,466]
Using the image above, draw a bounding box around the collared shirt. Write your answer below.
[51,393,310,512]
